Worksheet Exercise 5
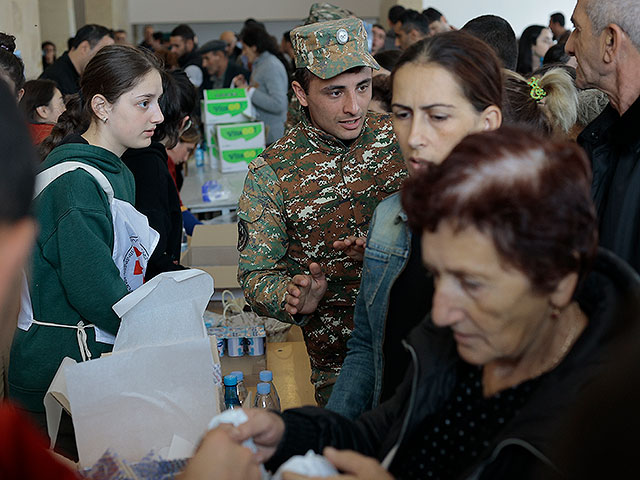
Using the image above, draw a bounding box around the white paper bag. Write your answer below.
[44,269,219,468]
[65,338,217,467]
[112,269,212,351]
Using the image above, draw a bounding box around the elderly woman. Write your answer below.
[229,126,639,479]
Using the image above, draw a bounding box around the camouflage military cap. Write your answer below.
[305,2,353,25]
[292,17,379,80]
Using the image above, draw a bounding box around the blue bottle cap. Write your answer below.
[230,370,244,381]
[257,382,271,395]
[259,370,273,382]
[224,374,238,386]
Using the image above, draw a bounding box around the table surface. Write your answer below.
[267,341,316,410]
[180,160,247,214]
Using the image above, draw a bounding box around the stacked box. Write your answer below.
[204,123,220,169]
[201,88,264,172]
[201,88,254,124]
[215,121,265,173]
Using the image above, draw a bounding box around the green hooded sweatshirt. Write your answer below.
[9,141,135,412]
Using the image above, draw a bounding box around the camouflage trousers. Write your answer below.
[299,304,354,406]
[310,369,339,407]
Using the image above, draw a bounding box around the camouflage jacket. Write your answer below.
[237,112,406,369]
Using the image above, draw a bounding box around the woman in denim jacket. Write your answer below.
[327,32,504,419]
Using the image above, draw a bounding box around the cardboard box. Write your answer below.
[220,147,264,173]
[204,121,265,173]
[201,88,254,124]
[217,122,265,173]
[204,123,220,169]
[216,122,265,149]
[181,223,240,290]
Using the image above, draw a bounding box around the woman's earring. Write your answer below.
[550,305,561,320]
[102,117,108,124]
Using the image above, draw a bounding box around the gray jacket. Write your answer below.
[249,51,288,144]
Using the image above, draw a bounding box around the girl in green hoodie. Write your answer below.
[9,45,165,459]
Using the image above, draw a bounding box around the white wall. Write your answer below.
[129,0,382,24]
[423,0,577,38]
[0,0,42,79]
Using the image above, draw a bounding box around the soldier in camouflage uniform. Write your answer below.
[285,3,355,132]
[237,17,407,406]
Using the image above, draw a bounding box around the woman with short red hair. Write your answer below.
[233,126,640,479]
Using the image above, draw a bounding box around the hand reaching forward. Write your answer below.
[179,424,261,480]
[285,262,327,315]
[282,447,394,480]
[332,236,366,262]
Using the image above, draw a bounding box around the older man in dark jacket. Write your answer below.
[566,0,640,273]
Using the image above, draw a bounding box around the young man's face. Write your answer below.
[169,36,192,57]
[293,68,373,141]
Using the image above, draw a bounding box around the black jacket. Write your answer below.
[268,249,640,479]
[39,52,80,96]
[578,95,640,274]
[121,141,185,280]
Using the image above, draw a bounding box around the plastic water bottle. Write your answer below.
[195,144,205,168]
[180,227,188,253]
[259,370,281,411]
[231,370,248,406]
[224,374,241,410]
[254,382,277,410]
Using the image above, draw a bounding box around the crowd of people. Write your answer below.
[1,0,640,478]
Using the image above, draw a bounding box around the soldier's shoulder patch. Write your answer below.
[248,156,268,171]
[237,220,249,251]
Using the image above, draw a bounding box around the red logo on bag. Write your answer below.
[122,236,150,291]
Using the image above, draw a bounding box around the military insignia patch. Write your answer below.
[237,220,249,251]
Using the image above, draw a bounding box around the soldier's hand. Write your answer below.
[332,236,366,262]
[285,262,327,315]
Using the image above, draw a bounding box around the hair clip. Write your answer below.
[528,77,547,103]
[0,44,10,51]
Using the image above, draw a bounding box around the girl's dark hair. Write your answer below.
[544,42,571,66]
[19,79,59,123]
[153,69,198,149]
[39,45,161,159]
[371,74,392,112]
[402,126,598,293]
[0,81,37,222]
[516,25,544,75]
[374,49,402,72]
[0,32,25,96]
[240,25,290,73]
[391,31,503,113]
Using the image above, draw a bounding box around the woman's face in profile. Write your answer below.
[391,63,485,176]
[421,221,553,367]
[533,28,554,58]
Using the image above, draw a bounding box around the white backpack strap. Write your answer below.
[35,161,114,202]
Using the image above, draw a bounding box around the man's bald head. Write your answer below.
[220,31,237,57]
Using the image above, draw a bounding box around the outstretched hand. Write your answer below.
[179,424,261,480]
[285,262,327,315]
[332,236,366,262]
[282,447,394,480]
